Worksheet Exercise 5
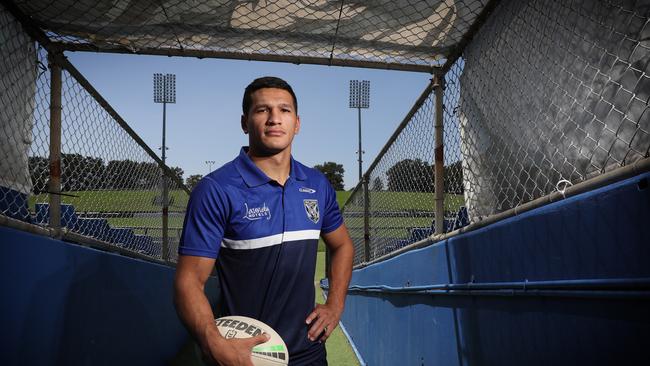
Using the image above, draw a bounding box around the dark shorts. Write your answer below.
[169,339,328,366]
[302,358,328,366]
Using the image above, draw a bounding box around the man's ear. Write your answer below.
[241,115,248,134]
[294,115,300,135]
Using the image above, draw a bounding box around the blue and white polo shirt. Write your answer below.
[179,147,343,365]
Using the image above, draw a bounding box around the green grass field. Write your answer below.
[33,188,458,248]
[28,189,459,216]
[343,191,464,212]
[29,189,189,212]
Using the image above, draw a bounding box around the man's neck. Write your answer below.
[247,147,292,186]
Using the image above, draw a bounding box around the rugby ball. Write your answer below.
[215,315,289,365]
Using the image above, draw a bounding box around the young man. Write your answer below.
[174,76,354,366]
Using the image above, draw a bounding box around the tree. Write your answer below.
[186,174,203,191]
[169,166,184,185]
[386,158,434,192]
[28,156,48,194]
[60,153,105,191]
[313,162,344,190]
[444,160,464,194]
[371,176,384,191]
[386,158,465,194]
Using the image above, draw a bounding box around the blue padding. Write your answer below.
[339,172,650,366]
[447,172,650,283]
[0,186,30,222]
[0,226,220,366]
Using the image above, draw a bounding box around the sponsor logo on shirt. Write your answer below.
[303,199,320,223]
[299,186,316,193]
[243,202,271,221]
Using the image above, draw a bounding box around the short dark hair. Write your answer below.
[242,76,298,115]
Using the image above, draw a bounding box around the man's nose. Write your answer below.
[267,108,281,124]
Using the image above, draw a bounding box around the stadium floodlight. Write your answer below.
[153,73,176,103]
[205,160,216,173]
[153,73,176,262]
[349,80,370,182]
[349,80,370,109]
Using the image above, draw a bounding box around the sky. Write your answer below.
[66,52,432,190]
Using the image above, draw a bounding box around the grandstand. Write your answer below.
[1,1,649,365]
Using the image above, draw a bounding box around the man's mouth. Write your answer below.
[265,130,285,136]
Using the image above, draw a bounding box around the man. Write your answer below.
[174,76,354,366]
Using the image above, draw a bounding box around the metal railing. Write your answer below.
[0,4,188,264]
[344,0,650,266]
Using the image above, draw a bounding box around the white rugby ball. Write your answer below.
[215,315,289,365]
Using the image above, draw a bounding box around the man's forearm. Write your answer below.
[174,275,221,350]
[325,242,353,309]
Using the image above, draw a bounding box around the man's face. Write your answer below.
[241,87,300,155]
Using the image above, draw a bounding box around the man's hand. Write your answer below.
[202,328,270,366]
[305,302,343,342]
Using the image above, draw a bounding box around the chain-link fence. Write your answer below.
[344,0,650,266]
[1,4,187,263]
[8,0,490,72]
[3,0,649,267]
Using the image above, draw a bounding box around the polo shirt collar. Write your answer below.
[235,146,307,187]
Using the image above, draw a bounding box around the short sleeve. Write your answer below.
[178,177,230,258]
[321,181,343,234]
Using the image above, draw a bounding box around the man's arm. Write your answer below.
[306,223,354,342]
[174,255,268,365]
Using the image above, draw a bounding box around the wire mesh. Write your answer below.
[448,0,650,221]
[345,0,650,266]
[344,88,439,264]
[1,4,187,263]
[9,0,490,71]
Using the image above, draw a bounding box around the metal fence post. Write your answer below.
[162,175,169,262]
[161,99,169,261]
[433,73,445,234]
[363,175,370,262]
[48,53,62,232]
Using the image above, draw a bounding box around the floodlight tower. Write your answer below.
[205,160,216,174]
[153,73,176,262]
[349,80,370,183]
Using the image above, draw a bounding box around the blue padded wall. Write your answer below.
[0,226,219,366]
[338,172,650,366]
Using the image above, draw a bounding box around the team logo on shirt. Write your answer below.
[243,202,272,221]
[303,199,320,224]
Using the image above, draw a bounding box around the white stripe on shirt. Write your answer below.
[221,229,321,250]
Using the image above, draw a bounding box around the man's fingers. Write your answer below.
[324,323,335,337]
[248,333,270,347]
[305,308,320,324]
[308,315,327,341]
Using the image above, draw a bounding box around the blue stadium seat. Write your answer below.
[0,186,30,223]
[409,227,433,242]
[448,206,469,231]
[104,227,135,248]
[133,234,156,255]
[74,217,109,238]
[33,203,78,228]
